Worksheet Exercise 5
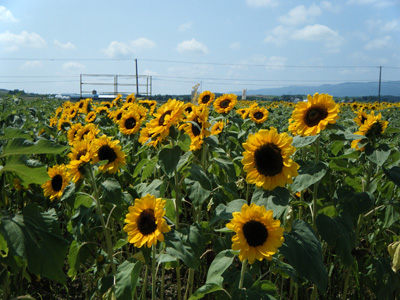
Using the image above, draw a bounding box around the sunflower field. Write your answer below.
[1,91,400,300]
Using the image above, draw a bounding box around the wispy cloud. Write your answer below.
[246,0,278,7]
[176,39,209,55]
[20,60,43,70]
[62,61,85,73]
[102,38,156,58]
[179,21,193,32]
[366,18,400,33]
[0,31,47,51]
[365,36,392,50]
[0,6,18,22]
[54,39,76,50]
[278,4,322,26]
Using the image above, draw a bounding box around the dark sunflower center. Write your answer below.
[243,220,269,247]
[254,143,283,177]
[304,105,328,127]
[185,106,193,114]
[137,209,157,235]
[201,95,210,104]
[361,116,367,124]
[366,122,383,137]
[81,130,90,139]
[124,117,137,129]
[98,145,117,163]
[116,112,123,120]
[159,110,173,126]
[254,112,264,120]
[77,150,87,161]
[219,99,231,109]
[51,174,63,191]
[192,118,202,136]
[78,102,84,109]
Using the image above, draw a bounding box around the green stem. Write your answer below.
[176,265,182,300]
[185,269,195,300]
[312,136,321,232]
[152,245,156,300]
[239,259,247,289]
[342,268,351,300]
[142,265,149,300]
[160,263,165,300]
[88,164,116,277]
[174,169,180,230]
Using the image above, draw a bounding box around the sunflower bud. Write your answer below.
[388,240,400,272]
[284,207,294,232]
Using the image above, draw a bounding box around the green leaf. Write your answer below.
[213,157,237,182]
[251,187,290,219]
[0,232,8,258]
[0,204,69,284]
[210,199,246,225]
[189,283,225,300]
[365,143,391,166]
[291,161,328,193]
[329,159,360,175]
[184,179,211,207]
[141,157,157,181]
[1,155,49,187]
[101,178,123,206]
[188,164,212,191]
[292,135,319,148]
[115,259,142,300]
[0,128,32,141]
[280,220,328,292]
[316,212,356,267]
[136,179,163,198]
[0,138,68,158]
[158,145,182,177]
[383,166,400,188]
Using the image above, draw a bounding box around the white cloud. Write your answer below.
[0,6,18,22]
[367,19,400,33]
[246,0,278,7]
[229,42,241,49]
[54,39,76,50]
[365,35,392,50]
[265,56,287,69]
[0,31,47,51]
[278,4,322,26]
[62,61,85,73]
[264,25,291,46]
[103,38,156,58]
[142,69,159,76]
[21,60,43,70]
[176,38,209,55]
[320,1,341,12]
[179,21,193,32]
[292,24,338,41]
[347,0,397,7]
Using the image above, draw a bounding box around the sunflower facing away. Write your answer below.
[197,90,215,106]
[226,203,284,264]
[123,194,171,248]
[351,111,388,151]
[242,127,299,191]
[288,93,340,136]
[353,108,369,127]
[42,164,70,200]
[91,135,126,174]
[213,93,238,114]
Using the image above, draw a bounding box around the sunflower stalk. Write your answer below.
[152,245,156,300]
[238,259,247,289]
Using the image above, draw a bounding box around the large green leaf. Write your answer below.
[0,137,68,158]
[210,199,246,225]
[184,178,212,207]
[212,157,237,182]
[383,166,400,188]
[0,155,49,187]
[291,135,319,148]
[365,143,391,166]
[115,259,142,300]
[0,204,69,284]
[316,212,356,267]
[158,145,182,177]
[291,161,328,193]
[280,220,328,292]
[251,187,290,219]
[0,128,32,141]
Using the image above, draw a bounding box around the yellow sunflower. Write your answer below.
[351,111,388,151]
[57,118,72,132]
[226,203,284,264]
[68,105,79,120]
[179,105,211,151]
[68,138,92,162]
[211,120,225,135]
[67,123,83,145]
[353,109,369,127]
[123,194,171,248]
[109,109,124,123]
[85,111,97,123]
[75,123,100,142]
[213,93,238,114]
[138,99,157,114]
[112,94,123,107]
[249,106,269,124]
[288,93,340,136]
[198,90,215,106]
[126,93,136,104]
[242,127,299,191]
[236,107,250,119]
[91,135,126,174]
[67,159,88,183]
[41,164,70,200]
[119,110,142,135]
[183,102,195,116]
[138,126,158,147]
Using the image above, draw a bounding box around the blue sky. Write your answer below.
[1,0,399,96]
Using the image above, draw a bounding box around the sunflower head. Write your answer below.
[91,135,126,174]
[180,105,211,151]
[126,93,136,103]
[198,91,215,106]
[242,127,299,191]
[119,110,142,135]
[249,106,269,124]
[123,194,171,248]
[289,93,340,136]
[211,120,225,135]
[213,94,238,114]
[41,164,70,200]
[226,203,284,264]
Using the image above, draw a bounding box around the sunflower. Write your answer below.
[109,109,124,123]
[119,110,142,135]
[198,90,215,106]
[249,106,269,124]
[353,109,368,127]
[213,93,238,114]
[85,111,97,123]
[95,105,109,115]
[57,118,72,132]
[236,107,250,119]
[42,164,70,200]
[68,138,92,162]
[138,126,158,147]
[351,111,388,151]
[179,105,211,151]
[211,120,225,135]
[123,194,171,248]
[67,159,88,183]
[288,93,340,136]
[226,203,284,264]
[242,127,299,191]
[91,135,126,174]
[183,102,195,116]
[68,105,79,120]
[139,99,157,114]
[67,123,83,145]
[112,94,123,107]
[77,98,91,114]
[126,93,136,104]
[75,123,100,142]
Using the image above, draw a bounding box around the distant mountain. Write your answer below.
[241,81,400,97]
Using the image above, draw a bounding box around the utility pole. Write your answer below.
[135,59,139,96]
[378,66,382,104]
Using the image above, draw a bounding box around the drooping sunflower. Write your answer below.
[288,93,340,136]
[213,93,238,114]
[351,111,388,151]
[42,164,70,201]
[91,135,126,174]
[112,94,123,107]
[242,127,299,191]
[198,90,215,106]
[74,123,100,142]
[67,159,88,183]
[211,120,225,135]
[249,106,269,124]
[179,105,211,151]
[85,111,97,123]
[226,203,285,264]
[123,194,171,248]
[138,99,157,114]
[119,110,142,135]
[67,123,83,145]
[68,105,79,120]
[353,108,369,127]
[236,107,250,119]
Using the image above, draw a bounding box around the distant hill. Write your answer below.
[241,81,400,97]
